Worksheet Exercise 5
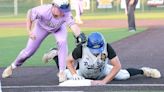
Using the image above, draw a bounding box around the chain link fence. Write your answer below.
[0,0,164,16]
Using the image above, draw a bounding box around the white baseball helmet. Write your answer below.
[52,0,70,12]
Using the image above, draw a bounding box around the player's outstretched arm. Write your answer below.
[70,24,87,46]
[92,56,121,85]
[66,54,78,76]
[103,56,121,83]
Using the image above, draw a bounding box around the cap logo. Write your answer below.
[93,44,101,49]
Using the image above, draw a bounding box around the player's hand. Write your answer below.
[75,32,87,46]
[72,74,85,80]
[91,80,106,86]
[28,31,36,40]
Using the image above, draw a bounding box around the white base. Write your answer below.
[59,79,92,86]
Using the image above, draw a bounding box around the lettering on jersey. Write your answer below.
[97,62,102,68]
[101,53,107,61]
[84,61,88,66]
[44,20,65,28]
[84,61,103,70]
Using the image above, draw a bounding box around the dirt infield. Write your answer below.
[0,19,164,91]
[0,19,164,28]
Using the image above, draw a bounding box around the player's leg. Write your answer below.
[2,26,49,78]
[75,0,82,24]
[53,56,59,69]
[53,25,68,82]
[42,48,58,63]
[101,64,130,80]
[128,0,138,32]
[114,67,161,80]
[42,48,60,69]
[78,0,83,24]
[126,68,143,77]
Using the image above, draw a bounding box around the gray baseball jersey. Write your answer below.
[78,45,108,79]
[65,43,130,80]
[72,43,116,79]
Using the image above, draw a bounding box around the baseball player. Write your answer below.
[74,0,84,24]
[2,0,86,83]
[43,32,161,85]
[125,0,138,32]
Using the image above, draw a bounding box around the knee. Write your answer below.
[115,70,130,80]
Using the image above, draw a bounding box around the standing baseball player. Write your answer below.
[43,32,161,85]
[2,0,86,83]
[125,0,138,32]
[74,0,84,24]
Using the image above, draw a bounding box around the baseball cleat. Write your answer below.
[58,71,67,83]
[2,66,13,78]
[141,67,161,78]
[42,48,58,63]
[129,29,136,32]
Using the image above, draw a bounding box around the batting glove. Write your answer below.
[72,74,85,80]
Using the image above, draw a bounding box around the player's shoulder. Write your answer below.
[64,10,73,16]
[40,4,52,8]
[106,43,114,52]
[106,43,112,47]
[74,45,83,52]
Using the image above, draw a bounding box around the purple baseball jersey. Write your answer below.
[30,4,75,32]
[12,4,75,71]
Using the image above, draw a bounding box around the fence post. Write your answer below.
[142,0,145,12]
[91,0,94,13]
[41,0,43,5]
[116,0,120,13]
[14,0,18,16]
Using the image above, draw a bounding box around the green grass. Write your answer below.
[0,12,164,22]
[0,27,146,67]
[82,12,164,20]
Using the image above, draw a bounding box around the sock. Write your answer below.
[126,68,143,76]
[11,63,17,69]
[53,56,59,69]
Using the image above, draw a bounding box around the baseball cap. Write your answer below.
[52,0,70,12]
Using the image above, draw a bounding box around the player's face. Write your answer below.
[52,6,64,17]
